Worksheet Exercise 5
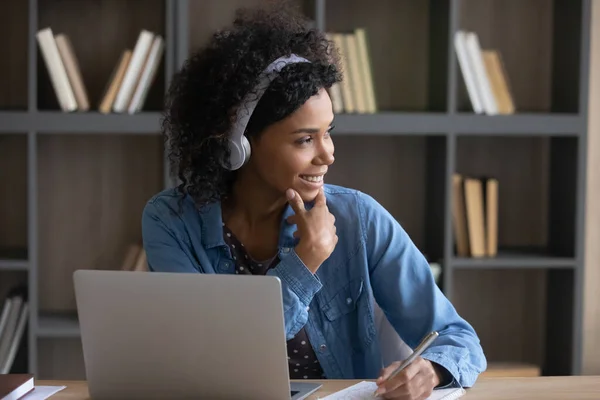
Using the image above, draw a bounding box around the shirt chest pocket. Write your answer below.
[319,279,376,352]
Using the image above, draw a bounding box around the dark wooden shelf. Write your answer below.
[0,111,30,133]
[0,111,582,136]
[34,111,162,134]
[37,313,81,338]
[451,249,577,269]
[333,112,449,134]
[317,112,582,135]
[0,111,162,134]
[0,247,28,271]
[452,113,582,135]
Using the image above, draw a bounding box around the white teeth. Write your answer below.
[301,175,324,183]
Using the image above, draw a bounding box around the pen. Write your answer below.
[374,331,439,394]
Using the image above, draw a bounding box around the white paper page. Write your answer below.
[319,381,466,400]
[318,381,378,400]
[21,385,67,400]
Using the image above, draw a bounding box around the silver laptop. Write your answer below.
[73,269,322,400]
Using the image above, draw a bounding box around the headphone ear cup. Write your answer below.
[223,136,251,171]
[225,139,243,170]
[241,136,251,164]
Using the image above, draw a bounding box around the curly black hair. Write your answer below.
[161,0,342,208]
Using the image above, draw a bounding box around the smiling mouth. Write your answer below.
[300,174,324,183]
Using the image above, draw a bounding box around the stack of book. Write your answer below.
[452,173,499,258]
[454,30,515,115]
[0,286,28,374]
[326,28,377,114]
[36,27,164,114]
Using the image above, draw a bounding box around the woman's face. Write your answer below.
[247,87,335,202]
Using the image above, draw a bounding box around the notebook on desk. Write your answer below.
[319,381,465,400]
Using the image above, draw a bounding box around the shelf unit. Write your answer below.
[0,0,592,380]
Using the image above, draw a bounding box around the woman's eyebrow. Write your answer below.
[290,127,320,134]
[290,119,335,134]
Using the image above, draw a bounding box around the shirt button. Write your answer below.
[282,247,291,253]
[346,297,352,305]
[319,344,327,352]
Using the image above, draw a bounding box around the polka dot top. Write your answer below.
[223,224,327,380]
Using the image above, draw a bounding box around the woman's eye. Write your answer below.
[297,136,313,144]
[326,125,335,137]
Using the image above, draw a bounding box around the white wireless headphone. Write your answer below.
[222,54,311,170]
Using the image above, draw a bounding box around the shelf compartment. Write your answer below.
[0,135,28,265]
[325,0,450,112]
[37,134,164,312]
[451,267,575,376]
[456,0,585,114]
[0,0,28,110]
[453,135,578,260]
[37,313,80,338]
[37,0,167,112]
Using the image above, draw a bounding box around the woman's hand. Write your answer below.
[286,187,337,273]
[374,357,443,399]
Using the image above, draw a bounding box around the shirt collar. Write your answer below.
[198,199,313,251]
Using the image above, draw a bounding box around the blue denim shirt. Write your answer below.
[141,184,487,387]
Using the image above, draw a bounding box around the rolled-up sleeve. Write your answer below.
[359,192,487,388]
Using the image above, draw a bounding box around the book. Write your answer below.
[112,30,155,112]
[0,374,34,400]
[127,34,164,114]
[35,27,77,112]
[98,50,132,114]
[54,33,89,111]
[319,381,466,400]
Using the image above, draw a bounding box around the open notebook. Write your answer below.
[319,381,465,400]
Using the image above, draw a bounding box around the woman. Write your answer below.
[142,2,486,399]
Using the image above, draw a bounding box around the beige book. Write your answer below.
[452,174,470,257]
[325,33,344,113]
[133,248,148,272]
[344,33,367,113]
[98,50,132,114]
[354,28,377,113]
[120,244,141,271]
[331,33,355,113]
[482,50,515,114]
[54,33,90,111]
[463,177,486,257]
[485,177,498,257]
[328,83,344,113]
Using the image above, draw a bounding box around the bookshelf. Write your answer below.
[0,0,592,381]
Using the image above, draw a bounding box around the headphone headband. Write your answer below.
[224,54,311,170]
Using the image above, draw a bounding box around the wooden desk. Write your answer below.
[38,376,600,399]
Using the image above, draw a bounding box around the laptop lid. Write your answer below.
[73,270,318,400]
